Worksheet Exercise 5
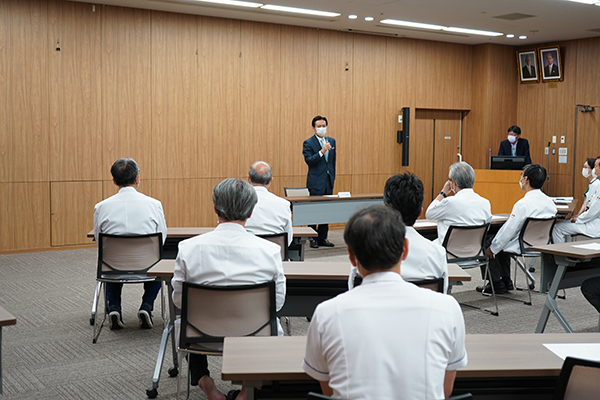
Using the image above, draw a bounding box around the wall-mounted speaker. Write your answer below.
[396,107,410,166]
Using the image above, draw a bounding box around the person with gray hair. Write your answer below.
[426,161,492,245]
[245,161,293,246]
[94,157,167,330]
[172,178,286,400]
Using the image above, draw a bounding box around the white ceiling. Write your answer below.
[72,0,600,46]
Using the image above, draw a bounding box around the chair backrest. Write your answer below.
[257,232,289,261]
[407,277,445,293]
[442,223,489,262]
[519,216,557,253]
[284,187,310,197]
[553,356,600,400]
[179,280,277,349]
[97,233,162,278]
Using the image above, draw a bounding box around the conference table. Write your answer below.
[0,306,16,395]
[531,239,600,333]
[144,260,471,397]
[286,193,383,226]
[221,333,600,400]
[87,226,317,261]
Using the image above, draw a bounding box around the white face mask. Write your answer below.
[315,127,327,137]
[507,134,517,144]
[519,177,524,190]
[582,167,591,178]
[593,169,598,179]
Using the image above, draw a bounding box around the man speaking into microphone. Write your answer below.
[303,115,337,248]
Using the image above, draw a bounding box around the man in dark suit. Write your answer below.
[303,115,336,248]
[544,53,559,77]
[498,125,532,165]
[522,56,536,79]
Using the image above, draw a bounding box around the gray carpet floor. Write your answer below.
[1,230,599,399]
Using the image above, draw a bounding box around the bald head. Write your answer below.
[248,161,273,187]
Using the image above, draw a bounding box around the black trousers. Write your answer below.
[189,354,209,385]
[481,237,512,285]
[309,175,334,243]
[582,276,600,314]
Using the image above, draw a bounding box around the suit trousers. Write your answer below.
[309,175,334,242]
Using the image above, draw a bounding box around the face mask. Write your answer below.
[519,177,524,190]
[507,135,517,144]
[316,127,327,137]
[582,168,591,178]
[593,169,598,179]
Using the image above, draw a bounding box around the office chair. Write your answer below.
[177,280,277,399]
[553,356,600,400]
[507,216,557,305]
[408,277,445,293]
[284,187,310,197]
[91,233,165,343]
[442,223,498,315]
[257,232,289,261]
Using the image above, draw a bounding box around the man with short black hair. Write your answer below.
[94,157,167,330]
[303,205,467,399]
[480,164,557,295]
[172,178,286,400]
[303,115,336,248]
[426,162,492,245]
[245,161,293,246]
[349,172,449,292]
[498,125,532,165]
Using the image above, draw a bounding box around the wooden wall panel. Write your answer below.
[317,30,353,176]
[352,34,389,176]
[198,17,241,179]
[152,179,204,227]
[0,183,50,251]
[49,1,102,181]
[101,6,152,180]
[279,25,319,178]
[0,0,48,183]
[50,181,102,246]
[239,21,281,177]
[151,11,198,180]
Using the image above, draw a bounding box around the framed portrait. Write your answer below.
[539,46,563,82]
[517,50,539,83]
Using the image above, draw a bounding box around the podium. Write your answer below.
[473,169,523,214]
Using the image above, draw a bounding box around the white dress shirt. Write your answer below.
[348,226,448,293]
[426,188,492,245]
[93,186,167,243]
[490,189,557,254]
[303,271,467,400]
[553,179,600,243]
[172,223,286,333]
[245,186,293,246]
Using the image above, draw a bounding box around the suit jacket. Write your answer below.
[498,138,531,165]
[544,64,559,77]
[302,135,336,195]
[522,65,536,79]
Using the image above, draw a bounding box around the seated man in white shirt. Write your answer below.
[553,156,600,243]
[350,172,448,292]
[426,161,492,245]
[172,178,286,400]
[94,158,167,330]
[245,161,293,247]
[303,205,467,400]
[480,164,557,295]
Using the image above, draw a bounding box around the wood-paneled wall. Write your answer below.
[1,0,599,252]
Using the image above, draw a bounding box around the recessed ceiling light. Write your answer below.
[365,16,374,21]
[260,4,340,17]
[348,14,358,19]
[193,0,263,7]
[519,35,527,39]
[567,0,597,4]
[506,34,515,38]
[443,27,503,36]
[380,19,444,30]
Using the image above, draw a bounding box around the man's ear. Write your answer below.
[347,247,358,267]
[401,238,409,261]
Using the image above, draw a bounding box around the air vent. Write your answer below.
[493,13,536,21]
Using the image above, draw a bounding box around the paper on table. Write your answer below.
[543,343,600,361]
[572,243,600,250]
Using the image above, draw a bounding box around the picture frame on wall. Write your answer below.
[539,46,563,82]
[517,50,539,83]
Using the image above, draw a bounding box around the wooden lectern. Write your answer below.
[473,169,523,214]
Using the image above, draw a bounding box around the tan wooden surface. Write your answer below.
[530,239,600,260]
[147,259,470,283]
[0,306,16,327]
[222,333,600,382]
[473,170,524,215]
[285,193,383,203]
[51,181,101,246]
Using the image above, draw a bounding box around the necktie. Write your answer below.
[320,138,328,161]
[512,145,516,156]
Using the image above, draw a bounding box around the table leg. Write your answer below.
[1,327,3,395]
[535,265,569,333]
[243,380,264,400]
[150,280,178,392]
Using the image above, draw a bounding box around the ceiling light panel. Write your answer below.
[193,0,262,8]
[380,19,444,30]
[261,4,340,17]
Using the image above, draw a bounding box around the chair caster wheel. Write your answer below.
[90,314,95,325]
[529,284,535,290]
[146,388,158,398]
[168,367,178,377]
[529,267,535,272]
